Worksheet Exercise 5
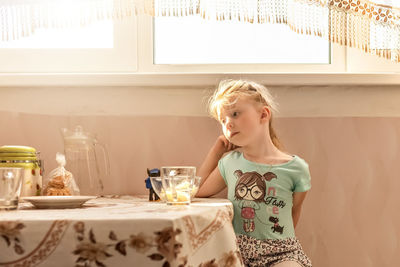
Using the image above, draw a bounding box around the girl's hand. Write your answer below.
[214,135,238,155]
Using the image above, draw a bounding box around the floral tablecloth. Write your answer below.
[0,196,243,267]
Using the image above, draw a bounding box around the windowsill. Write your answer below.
[0,73,400,87]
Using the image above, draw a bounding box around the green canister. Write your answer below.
[0,145,42,196]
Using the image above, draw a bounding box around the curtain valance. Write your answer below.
[1,0,399,62]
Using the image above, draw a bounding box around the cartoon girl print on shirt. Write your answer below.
[234,170,277,232]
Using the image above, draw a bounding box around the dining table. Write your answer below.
[0,195,243,267]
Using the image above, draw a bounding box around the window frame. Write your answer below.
[0,14,399,86]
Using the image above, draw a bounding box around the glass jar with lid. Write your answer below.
[0,145,42,196]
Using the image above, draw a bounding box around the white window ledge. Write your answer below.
[0,73,400,87]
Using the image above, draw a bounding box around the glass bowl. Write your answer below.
[149,176,165,201]
[191,176,201,198]
[160,166,196,179]
[149,176,201,202]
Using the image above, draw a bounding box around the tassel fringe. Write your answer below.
[0,0,399,62]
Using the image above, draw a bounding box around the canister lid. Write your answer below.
[0,145,36,153]
[0,145,39,158]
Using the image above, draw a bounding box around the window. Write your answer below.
[0,20,113,49]
[154,16,330,64]
[346,22,400,73]
[145,14,344,74]
[0,18,137,73]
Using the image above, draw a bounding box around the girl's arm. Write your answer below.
[196,167,226,197]
[292,191,308,228]
[196,135,236,197]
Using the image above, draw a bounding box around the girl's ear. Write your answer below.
[260,106,271,122]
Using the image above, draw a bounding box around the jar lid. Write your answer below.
[0,145,39,158]
[0,145,36,153]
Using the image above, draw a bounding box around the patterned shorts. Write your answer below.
[236,235,312,267]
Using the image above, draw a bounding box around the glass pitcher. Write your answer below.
[60,126,110,196]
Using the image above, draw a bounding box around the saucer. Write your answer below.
[22,196,96,209]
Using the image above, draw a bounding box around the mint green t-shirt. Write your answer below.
[218,151,311,240]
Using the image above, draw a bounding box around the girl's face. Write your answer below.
[218,98,267,147]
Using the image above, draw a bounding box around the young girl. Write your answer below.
[197,80,312,267]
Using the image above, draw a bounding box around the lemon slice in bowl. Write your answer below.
[165,190,190,202]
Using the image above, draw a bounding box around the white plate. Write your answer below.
[22,196,96,209]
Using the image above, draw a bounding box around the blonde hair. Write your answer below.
[208,79,282,149]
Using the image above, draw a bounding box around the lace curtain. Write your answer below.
[1,0,399,62]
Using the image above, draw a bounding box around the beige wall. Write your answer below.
[1,85,400,117]
[0,84,399,267]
